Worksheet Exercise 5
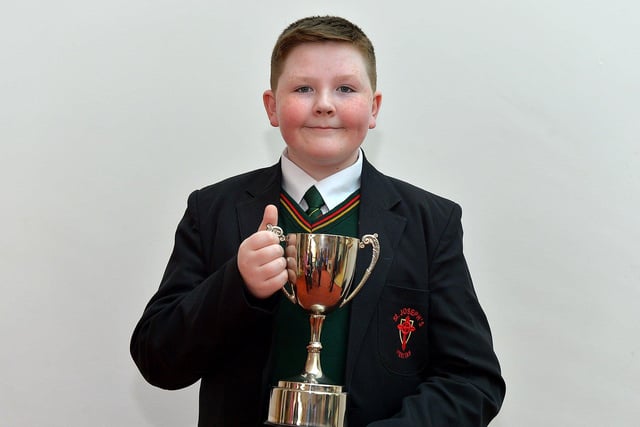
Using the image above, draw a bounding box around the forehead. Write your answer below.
[280,42,369,77]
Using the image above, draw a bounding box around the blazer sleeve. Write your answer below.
[130,189,276,390]
[369,204,505,426]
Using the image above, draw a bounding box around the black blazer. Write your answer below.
[131,157,505,426]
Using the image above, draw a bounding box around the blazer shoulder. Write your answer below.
[189,163,281,208]
[390,175,457,206]
[369,165,461,219]
[198,163,279,193]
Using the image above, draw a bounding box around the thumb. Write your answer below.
[258,204,279,232]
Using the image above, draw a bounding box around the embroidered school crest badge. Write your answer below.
[393,308,425,359]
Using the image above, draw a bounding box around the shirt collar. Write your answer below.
[280,149,362,211]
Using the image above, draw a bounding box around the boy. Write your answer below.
[131,16,505,426]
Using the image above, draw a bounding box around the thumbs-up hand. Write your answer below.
[237,205,287,298]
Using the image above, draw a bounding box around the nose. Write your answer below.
[314,91,335,116]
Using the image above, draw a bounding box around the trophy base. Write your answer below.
[266,380,346,427]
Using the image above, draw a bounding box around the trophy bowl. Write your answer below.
[265,226,379,427]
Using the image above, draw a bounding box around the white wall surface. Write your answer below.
[1,1,638,426]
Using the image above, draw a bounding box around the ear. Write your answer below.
[263,90,279,127]
[368,91,382,129]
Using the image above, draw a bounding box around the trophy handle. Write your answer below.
[266,224,297,304]
[340,233,379,307]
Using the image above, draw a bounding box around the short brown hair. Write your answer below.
[269,16,377,91]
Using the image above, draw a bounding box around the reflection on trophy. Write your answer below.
[266,225,380,427]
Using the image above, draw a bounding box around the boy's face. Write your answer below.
[263,42,382,180]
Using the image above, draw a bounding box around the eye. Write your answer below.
[337,86,355,93]
[295,86,313,93]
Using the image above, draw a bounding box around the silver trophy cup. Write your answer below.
[266,225,380,427]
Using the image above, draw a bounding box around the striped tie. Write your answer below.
[303,186,324,220]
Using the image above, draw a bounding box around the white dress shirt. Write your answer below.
[280,149,363,214]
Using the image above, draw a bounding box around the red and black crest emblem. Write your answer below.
[393,307,425,359]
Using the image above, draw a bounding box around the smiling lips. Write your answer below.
[306,125,341,131]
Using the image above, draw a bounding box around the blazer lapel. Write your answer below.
[236,163,283,240]
[345,159,407,387]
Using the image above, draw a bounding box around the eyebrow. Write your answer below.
[285,73,363,83]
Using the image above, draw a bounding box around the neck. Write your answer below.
[285,151,360,181]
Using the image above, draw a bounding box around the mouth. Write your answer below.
[306,126,340,131]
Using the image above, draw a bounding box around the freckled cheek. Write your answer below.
[277,101,309,128]
[340,102,375,129]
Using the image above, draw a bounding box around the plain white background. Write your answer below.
[1,1,638,426]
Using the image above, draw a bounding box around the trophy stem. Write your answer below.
[267,312,346,426]
[302,314,325,383]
